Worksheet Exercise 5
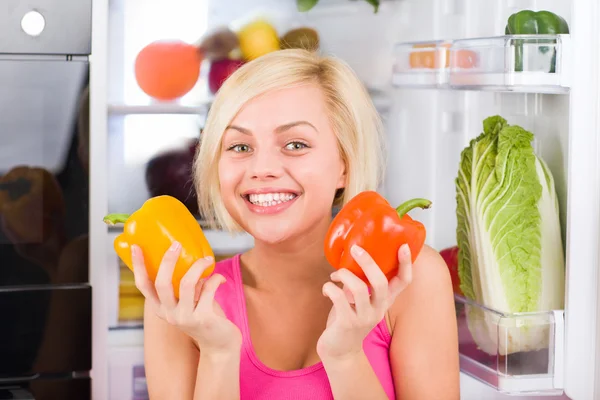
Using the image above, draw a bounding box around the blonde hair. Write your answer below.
[193,49,386,233]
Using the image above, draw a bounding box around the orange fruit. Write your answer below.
[134,40,202,101]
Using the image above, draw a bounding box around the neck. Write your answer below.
[241,216,335,293]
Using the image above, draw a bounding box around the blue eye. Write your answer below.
[285,141,308,151]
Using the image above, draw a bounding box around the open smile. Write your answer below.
[241,189,301,215]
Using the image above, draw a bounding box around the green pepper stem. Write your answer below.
[103,213,131,225]
[395,198,432,218]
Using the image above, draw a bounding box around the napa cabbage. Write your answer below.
[455,115,565,356]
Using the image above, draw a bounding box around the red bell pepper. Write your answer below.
[324,191,431,283]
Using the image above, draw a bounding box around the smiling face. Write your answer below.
[217,83,346,244]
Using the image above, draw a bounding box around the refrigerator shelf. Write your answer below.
[107,102,211,115]
[108,89,390,115]
[107,224,255,255]
[455,294,565,395]
[393,34,571,94]
[108,326,144,347]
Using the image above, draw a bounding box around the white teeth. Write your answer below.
[248,192,297,207]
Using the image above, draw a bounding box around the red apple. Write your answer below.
[208,59,244,94]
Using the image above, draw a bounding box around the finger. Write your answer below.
[350,245,389,309]
[194,273,226,316]
[389,244,413,300]
[130,245,161,309]
[322,281,354,320]
[178,256,214,315]
[343,285,356,304]
[330,268,371,317]
[155,241,181,309]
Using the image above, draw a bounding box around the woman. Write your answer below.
[131,49,460,399]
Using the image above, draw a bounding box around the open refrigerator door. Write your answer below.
[89,0,600,399]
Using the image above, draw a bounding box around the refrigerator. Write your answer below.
[89,0,600,399]
[0,0,92,399]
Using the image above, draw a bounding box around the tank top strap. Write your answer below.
[213,254,246,332]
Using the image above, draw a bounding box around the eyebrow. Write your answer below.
[226,121,319,135]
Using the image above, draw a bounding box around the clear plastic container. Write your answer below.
[448,34,571,93]
[392,40,452,88]
[455,294,565,395]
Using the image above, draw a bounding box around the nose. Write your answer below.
[249,147,283,181]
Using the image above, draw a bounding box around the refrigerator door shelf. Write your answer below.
[456,294,564,395]
[392,40,453,88]
[393,34,571,94]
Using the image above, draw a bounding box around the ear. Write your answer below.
[336,161,347,189]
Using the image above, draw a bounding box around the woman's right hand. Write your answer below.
[131,242,242,356]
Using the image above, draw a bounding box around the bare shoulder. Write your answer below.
[389,245,452,321]
[386,245,460,400]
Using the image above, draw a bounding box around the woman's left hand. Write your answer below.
[317,243,413,362]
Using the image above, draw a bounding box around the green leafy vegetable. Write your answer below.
[455,115,565,355]
[297,0,379,12]
[296,0,320,12]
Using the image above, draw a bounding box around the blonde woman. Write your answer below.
[131,49,459,400]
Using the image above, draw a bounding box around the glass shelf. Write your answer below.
[108,90,389,115]
[108,102,212,115]
[108,224,254,255]
[455,294,564,395]
[393,34,571,94]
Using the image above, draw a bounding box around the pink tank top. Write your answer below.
[213,254,396,400]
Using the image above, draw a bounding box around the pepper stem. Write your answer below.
[103,213,131,225]
[395,198,432,218]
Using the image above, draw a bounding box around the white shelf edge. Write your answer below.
[107,224,254,255]
[107,103,210,115]
[108,92,390,115]
[108,326,144,347]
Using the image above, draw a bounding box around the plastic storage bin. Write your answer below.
[455,294,564,395]
[392,40,453,88]
[448,34,571,93]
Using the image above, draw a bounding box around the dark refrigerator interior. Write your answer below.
[0,1,92,399]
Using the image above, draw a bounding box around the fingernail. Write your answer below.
[402,244,411,257]
[351,245,364,256]
[131,245,138,257]
[204,255,214,262]
[170,241,181,252]
[330,272,338,280]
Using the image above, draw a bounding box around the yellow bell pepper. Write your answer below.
[103,195,215,298]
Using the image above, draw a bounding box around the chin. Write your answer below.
[245,219,296,244]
